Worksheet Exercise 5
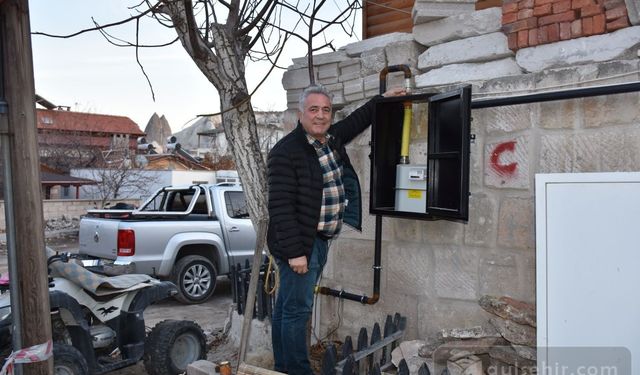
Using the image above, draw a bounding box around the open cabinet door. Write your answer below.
[426,85,472,221]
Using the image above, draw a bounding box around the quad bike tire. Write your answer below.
[172,255,217,304]
[143,320,206,375]
[52,343,89,375]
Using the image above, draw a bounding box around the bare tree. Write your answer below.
[80,161,158,208]
[34,0,362,361]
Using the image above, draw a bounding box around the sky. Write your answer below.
[28,1,362,133]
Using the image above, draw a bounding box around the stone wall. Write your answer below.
[0,199,140,234]
[282,4,640,343]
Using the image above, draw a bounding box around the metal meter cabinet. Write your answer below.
[370,85,472,221]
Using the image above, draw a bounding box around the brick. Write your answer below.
[507,32,519,49]
[503,11,519,24]
[519,0,535,9]
[580,3,604,16]
[604,0,625,9]
[559,21,572,39]
[548,23,560,41]
[583,16,594,34]
[518,29,529,47]
[606,16,630,30]
[502,17,538,32]
[606,5,628,20]
[538,25,549,42]
[535,0,556,5]
[539,10,578,25]
[572,0,595,8]
[518,8,534,18]
[571,18,583,36]
[503,2,519,13]
[533,3,553,15]
[528,28,539,45]
[553,0,572,13]
[593,13,606,33]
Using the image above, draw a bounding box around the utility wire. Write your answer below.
[365,0,412,15]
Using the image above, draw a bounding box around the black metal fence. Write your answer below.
[230,259,276,321]
[320,313,430,375]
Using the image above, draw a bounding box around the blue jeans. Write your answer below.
[272,237,329,375]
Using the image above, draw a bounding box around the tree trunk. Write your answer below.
[0,1,53,374]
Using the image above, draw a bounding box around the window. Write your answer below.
[225,191,249,219]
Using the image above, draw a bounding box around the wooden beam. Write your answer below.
[366,17,413,37]
[365,0,414,17]
[0,1,52,374]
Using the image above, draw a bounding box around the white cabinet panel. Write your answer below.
[536,173,638,374]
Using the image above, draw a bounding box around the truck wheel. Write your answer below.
[143,320,206,375]
[53,343,89,375]
[172,255,217,304]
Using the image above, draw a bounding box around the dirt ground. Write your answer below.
[0,233,241,375]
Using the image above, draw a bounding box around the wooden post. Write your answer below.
[0,1,53,374]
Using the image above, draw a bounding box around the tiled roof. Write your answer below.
[37,109,145,136]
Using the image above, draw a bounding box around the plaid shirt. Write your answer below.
[306,133,345,237]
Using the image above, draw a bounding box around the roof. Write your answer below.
[40,169,97,186]
[37,109,145,136]
[144,154,212,171]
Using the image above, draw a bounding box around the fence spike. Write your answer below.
[342,336,353,359]
[393,313,401,331]
[398,316,407,331]
[398,359,410,375]
[383,315,393,337]
[370,323,381,345]
[418,363,431,375]
[343,354,356,375]
[321,344,338,375]
[357,327,369,351]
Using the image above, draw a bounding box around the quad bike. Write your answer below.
[0,249,207,375]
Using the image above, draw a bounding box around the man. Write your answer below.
[267,84,406,374]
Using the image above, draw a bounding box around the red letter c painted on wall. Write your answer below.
[490,141,517,176]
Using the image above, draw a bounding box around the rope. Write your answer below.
[0,340,53,375]
[263,255,279,295]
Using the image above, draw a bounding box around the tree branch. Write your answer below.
[237,0,276,37]
[31,2,162,38]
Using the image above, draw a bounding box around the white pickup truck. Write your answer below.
[78,184,257,304]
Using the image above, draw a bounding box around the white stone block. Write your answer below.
[415,58,522,87]
[291,50,348,67]
[364,74,381,96]
[318,63,339,80]
[626,0,640,25]
[343,78,364,97]
[413,0,476,24]
[516,26,640,73]
[343,32,414,57]
[281,68,316,90]
[385,40,426,68]
[361,47,387,76]
[418,32,513,70]
[413,8,501,47]
[434,245,478,300]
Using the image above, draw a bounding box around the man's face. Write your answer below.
[299,93,332,141]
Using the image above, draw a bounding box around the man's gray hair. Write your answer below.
[298,84,333,112]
